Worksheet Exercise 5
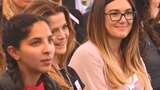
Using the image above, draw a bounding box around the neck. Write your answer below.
[20,68,41,87]
[59,0,62,6]
[107,37,122,54]
[52,54,61,70]
[107,37,125,71]
[17,62,41,87]
[16,6,25,14]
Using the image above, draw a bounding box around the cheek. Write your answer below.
[65,29,70,38]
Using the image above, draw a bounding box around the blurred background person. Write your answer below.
[0,0,6,74]
[3,0,33,21]
[133,0,160,90]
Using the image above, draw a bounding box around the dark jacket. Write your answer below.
[0,70,60,90]
[144,32,160,90]
[66,6,87,45]
[59,66,85,90]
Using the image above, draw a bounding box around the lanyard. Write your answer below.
[59,64,74,90]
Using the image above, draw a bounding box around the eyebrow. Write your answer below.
[29,35,53,42]
[51,23,68,30]
[108,8,133,13]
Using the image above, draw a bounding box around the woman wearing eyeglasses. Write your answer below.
[69,0,153,90]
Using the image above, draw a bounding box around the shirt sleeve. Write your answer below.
[69,43,108,90]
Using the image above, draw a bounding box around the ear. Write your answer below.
[7,46,20,61]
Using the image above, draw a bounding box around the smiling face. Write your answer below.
[104,0,133,40]
[150,0,160,19]
[48,12,69,56]
[16,21,55,74]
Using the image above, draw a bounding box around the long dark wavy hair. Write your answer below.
[0,0,6,73]
[2,14,53,90]
[133,0,160,60]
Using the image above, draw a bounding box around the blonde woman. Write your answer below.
[24,0,85,90]
[0,0,6,74]
[3,0,32,20]
[69,0,153,90]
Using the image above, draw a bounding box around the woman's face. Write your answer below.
[48,12,69,56]
[150,0,160,19]
[104,0,133,40]
[15,21,55,74]
[12,0,32,11]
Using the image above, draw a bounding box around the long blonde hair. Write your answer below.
[0,1,6,73]
[3,0,19,20]
[24,0,75,89]
[87,0,150,89]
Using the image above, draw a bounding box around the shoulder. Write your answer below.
[0,70,17,90]
[75,41,101,56]
[46,75,60,90]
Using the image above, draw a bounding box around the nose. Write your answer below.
[119,15,127,23]
[58,29,66,39]
[43,42,55,55]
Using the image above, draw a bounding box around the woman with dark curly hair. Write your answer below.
[0,0,6,74]
[133,0,160,90]
[0,14,60,90]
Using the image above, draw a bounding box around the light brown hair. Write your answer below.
[0,0,6,74]
[24,0,75,89]
[87,0,150,89]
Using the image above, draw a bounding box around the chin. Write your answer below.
[55,49,67,55]
[40,67,51,73]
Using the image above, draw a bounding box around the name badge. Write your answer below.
[127,74,140,90]
[74,80,82,90]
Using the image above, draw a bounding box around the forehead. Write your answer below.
[105,0,132,12]
[48,12,66,26]
[27,21,51,38]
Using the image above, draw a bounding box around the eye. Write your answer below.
[31,41,40,46]
[125,11,132,15]
[111,12,120,16]
[48,38,53,43]
[62,24,68,29]
[51,30,57,34]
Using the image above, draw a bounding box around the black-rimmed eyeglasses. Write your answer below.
[104,11,136,22]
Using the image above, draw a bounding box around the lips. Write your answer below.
[55,42,65,46]
[41,59,51,64]
[116,26,127,30]
[25,0,32,2]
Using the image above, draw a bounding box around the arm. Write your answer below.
[69,43,108,90]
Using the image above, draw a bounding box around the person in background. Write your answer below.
[24,0,85,90]
[0,0,6,74]
[149,6,160,35]
[69,0,153,90]
[52,0,87,64]
[0,14,60,90]
[53,0,86,44]
[133,0,160,90]
[3,0,33,20]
